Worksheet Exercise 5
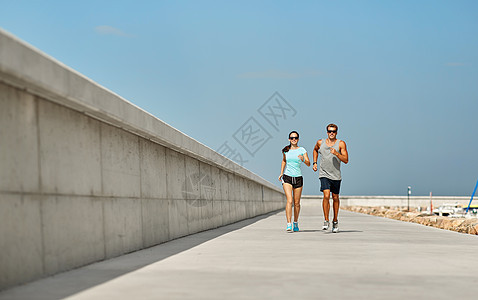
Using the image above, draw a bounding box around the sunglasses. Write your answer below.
[289,136,299,140]
[327,130,337,133]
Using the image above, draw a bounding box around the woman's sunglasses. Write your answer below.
[289,136,299,140]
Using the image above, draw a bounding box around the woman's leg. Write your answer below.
[283,183,293,223]
[293,186,303,222]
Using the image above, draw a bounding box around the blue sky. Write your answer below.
[1,0,477,196]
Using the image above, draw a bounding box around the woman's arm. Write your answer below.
[278,153,286,181]
[302,152,311,167]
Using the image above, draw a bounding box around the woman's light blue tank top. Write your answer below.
[284,147,307,177]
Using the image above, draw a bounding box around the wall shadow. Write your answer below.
[0,210,281,300]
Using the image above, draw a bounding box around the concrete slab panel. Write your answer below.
[165,149,185,200]
[238,177,246,201]
[210,166,221,201]
[199,162,214,202]
[263,187,275,202]
[251,181,263,217]
[255,201,265,216]
[42,196,104,275]
[200,199,214,231]
[252,181,262,202]
[0,194,43,289]
[219,170,229,201]
[184,157,200,201]
[141,199,169,248]
[101,124,140,198]
[236,200,245,222]
[0,82,39,193]
[168,199,188,239]
[245,191,254,219]
[273,197,285,211]
[264,201,277,213]
[227,173,236,201]
[103,198,143,258]
[244,180,251,203]
[229,201,239,223]
[243,178,250,202]
[275,190,285,204]
[183,157,201,234]
[269,190,284,212]
[186,199,201,235]
[38,100,102,195]
[221,201,231,225]
[212,200,223,228]
[249,181,258,218]
[248,181,257,203]
[263,201,271,213]
[139,140,167,199]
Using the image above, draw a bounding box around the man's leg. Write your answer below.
[332,193,340,222]
[322,189,331,221]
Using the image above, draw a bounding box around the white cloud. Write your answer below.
[237,70,321,79]
[95,25,132,37]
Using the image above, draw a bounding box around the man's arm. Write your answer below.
[312,140,321,172]
[331,140,349,164]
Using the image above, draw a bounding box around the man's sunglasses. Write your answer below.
[327,130,337,133]
[289,136,299,140]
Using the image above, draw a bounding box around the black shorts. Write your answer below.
[320,177,341,194]
[282,174,303,189]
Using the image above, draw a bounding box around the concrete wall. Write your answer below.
[303,195,471,208]
[0,29,285,290]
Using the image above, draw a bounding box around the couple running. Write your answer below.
[278,123,349,233]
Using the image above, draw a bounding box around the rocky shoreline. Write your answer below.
[342,206,478,235]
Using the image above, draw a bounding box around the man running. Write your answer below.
[312,123,349,233]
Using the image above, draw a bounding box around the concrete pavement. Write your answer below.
[1,199,478,300]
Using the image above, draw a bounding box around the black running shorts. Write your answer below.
[319,177,341,194]
[282,174,303,189]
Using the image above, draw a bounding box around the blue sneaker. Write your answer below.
[293,222,299,232]
[286,223,292,232]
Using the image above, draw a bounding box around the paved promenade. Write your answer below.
[1,200,478,300]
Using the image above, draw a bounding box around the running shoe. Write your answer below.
[293,222,299,232]
[332,221,339,233]
[322,220,329,230]
[286,223,292,232]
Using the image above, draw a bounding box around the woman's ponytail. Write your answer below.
[282,144,291,153]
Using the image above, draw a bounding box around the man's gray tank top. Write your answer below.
[318,139,342,180]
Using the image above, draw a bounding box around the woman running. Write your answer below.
[279,131,310,232]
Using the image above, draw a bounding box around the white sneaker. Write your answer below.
[322,221,329,230]
[332,221,339,233]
